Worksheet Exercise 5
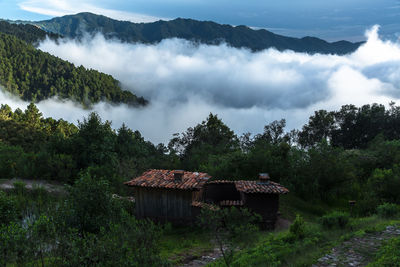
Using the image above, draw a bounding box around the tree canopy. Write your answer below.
[0,31,147,107]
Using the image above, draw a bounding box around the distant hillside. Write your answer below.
[33,12,363,55]
[0,31,147,106]
[0,20,60,44]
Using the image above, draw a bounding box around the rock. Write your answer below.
[313,225,400,267]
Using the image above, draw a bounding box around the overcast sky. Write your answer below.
[1,0,400,41]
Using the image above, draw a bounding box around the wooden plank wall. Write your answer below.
[134,187,193,220]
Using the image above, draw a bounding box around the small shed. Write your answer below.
[124,169,210,224]
[125,170,289,228]
[202,174,289,228]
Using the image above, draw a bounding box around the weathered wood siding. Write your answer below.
[244,193,279,228]
[134,187,193,222]
[203,183,241,203]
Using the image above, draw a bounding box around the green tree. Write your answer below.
[72,112,117,170]
[169,113,239,170]
[22,103,42,128]
[198,207,260,267]
[298,110,335,148]
[368,166,400,204]
[64,170,116,234]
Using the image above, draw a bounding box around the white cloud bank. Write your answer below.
[1,25,400,144]
[18,0,166,22]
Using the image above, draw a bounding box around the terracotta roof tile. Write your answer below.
[191,201,219,210]
[207,180,234,184]
[124,169,211,190]
[206,179,289,194]
[234,180,289,194]
[219,200,244,206]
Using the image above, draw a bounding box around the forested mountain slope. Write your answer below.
[0,30,147,106]
[33,12,363,55]
[0,20,60,44]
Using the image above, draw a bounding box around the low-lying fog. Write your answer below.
[2,25,400,144]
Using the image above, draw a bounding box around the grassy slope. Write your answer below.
[206,195,400,267]
[2,182,398,266]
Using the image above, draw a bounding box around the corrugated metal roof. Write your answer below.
[207,180,289,194]
[124,169,210,190]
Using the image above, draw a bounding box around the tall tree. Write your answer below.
[169,113,239,170]
[72,112,117,170]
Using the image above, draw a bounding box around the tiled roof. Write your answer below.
[219,200,244,206]
[191,201,219,210]
[207,180,234,184]
[207,180,289,194]
[124,169,210,190]
[234,180,289,194]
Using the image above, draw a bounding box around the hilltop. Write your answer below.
[0,20,146,106]
[30,12,363,55]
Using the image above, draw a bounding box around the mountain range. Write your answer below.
[30,12,363,55]
[0,12,364,106]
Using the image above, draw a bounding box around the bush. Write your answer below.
[53,212,167,267]
[63,170,116,234]
[198,207,260,267]
[0,191,17,225]
[0,222,29,266]
[13,181,26,195]
[368,237,400,267]
[356,196,380,216]
[377,203,400,218]
[320,211,350,229]
[287,214,306,241]
[368,167,400,204]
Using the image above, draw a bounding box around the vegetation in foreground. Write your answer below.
[0,102,400,266]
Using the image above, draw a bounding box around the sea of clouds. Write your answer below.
[1,25,399,144]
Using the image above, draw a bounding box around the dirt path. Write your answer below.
[313,225,400,267]
[178,217,291,267]
[178,247,223,267]
[0,178,65,193]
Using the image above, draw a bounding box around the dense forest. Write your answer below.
[0,102,400,266]
[0,20,60,44]
[30,12,363,55]
[0,22,147,107]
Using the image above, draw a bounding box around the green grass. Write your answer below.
[159,225,214,265]
[279,194,336,221]
[206,193,400,267]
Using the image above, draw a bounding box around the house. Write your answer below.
[124,169,210,224]
[124,170,289,228]
[200,173,289,228]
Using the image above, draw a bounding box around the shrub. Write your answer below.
[0,222,29,266]
[64,170,115,234]
[13,181,26,195]
[53,213,167,267]
[368,237,400,267]
[0,191,17,225]
[368,167,400,204]
[320,211,350,229]
[287,214,306,241]
[198,207,260,267]
[356,196,380,217]
[377,203,400,218]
